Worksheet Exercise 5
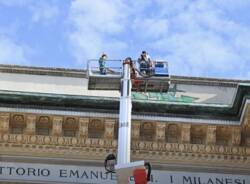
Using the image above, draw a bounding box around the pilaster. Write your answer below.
[231,127,241,146]
[131,121,140,140]
[104,119,115,139]
[79,118,89,138]
[0,113,10,133]
[25,115,36,135]
[155,122,166,141]
[181,124,191,143]
[206,125,216,145]
[52,116,63,136]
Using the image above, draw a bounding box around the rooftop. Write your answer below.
[0,64,249,124]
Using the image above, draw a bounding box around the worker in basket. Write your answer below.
[125,57,136,79]
[138,51,154,76]
[99,53,107,75]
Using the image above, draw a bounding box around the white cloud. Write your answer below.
[0,0,59,24]
[148,0,250,79]
[66,0,250,79]
[132,18,169,40]
[0,35,30,65]
[68,0,129,65]
[30,3,59,23]
[0,0,31,6]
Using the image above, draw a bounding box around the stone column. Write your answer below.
[181,124,191,144]
[131,121,140,140]
[52,116,63,136]
[79,118,89,138]
[0,113,10,133]
[155,122,166,142]
[25,115,36,135]
[104,119,115,139]
[231,127,241,146]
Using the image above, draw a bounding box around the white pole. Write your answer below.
[117,61,132,165]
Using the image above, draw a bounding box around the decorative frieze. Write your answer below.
[1,112,250,167]
[0,132,249,165]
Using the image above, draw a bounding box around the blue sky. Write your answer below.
[0,0,250,79]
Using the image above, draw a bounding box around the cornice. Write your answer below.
[0,84,249,122]
[0,64,249,85]
[0,64,86,78]
[0,133,249,169]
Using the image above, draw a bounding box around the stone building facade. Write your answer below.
[0,64,249,183]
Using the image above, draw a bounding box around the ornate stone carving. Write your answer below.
[62,117,78,137]
[0,113,10,133]
[104,119,115,139]
[12,114,25,124]
[64,117,78,129]
[166,124,179,143]
[231,127,241,146]
[140,122,155,141]
[132,121,140,140]
[52,116,63,136]
[191,125,206,144]
[206,126,216,145]
[155,122,165,141]
[79,118,89,138]
[38,116,50,124]
[181,124,191,143]
[244,125,250,146]
[216,126,230,146]
[88,119,104,138]
[25,115,36,135]
[0,112,249,167]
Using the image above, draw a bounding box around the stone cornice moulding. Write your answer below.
[0,133,249,163]
[0,100,249,125]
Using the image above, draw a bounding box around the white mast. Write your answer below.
[117,60,132,165]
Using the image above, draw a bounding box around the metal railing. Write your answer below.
[87,59,169,78]
[87,59,122,77]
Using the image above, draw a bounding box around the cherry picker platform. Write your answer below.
[87,59,170,92]
[87,58,170,183]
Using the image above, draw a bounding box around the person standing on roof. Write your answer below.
[99,53,107,75]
